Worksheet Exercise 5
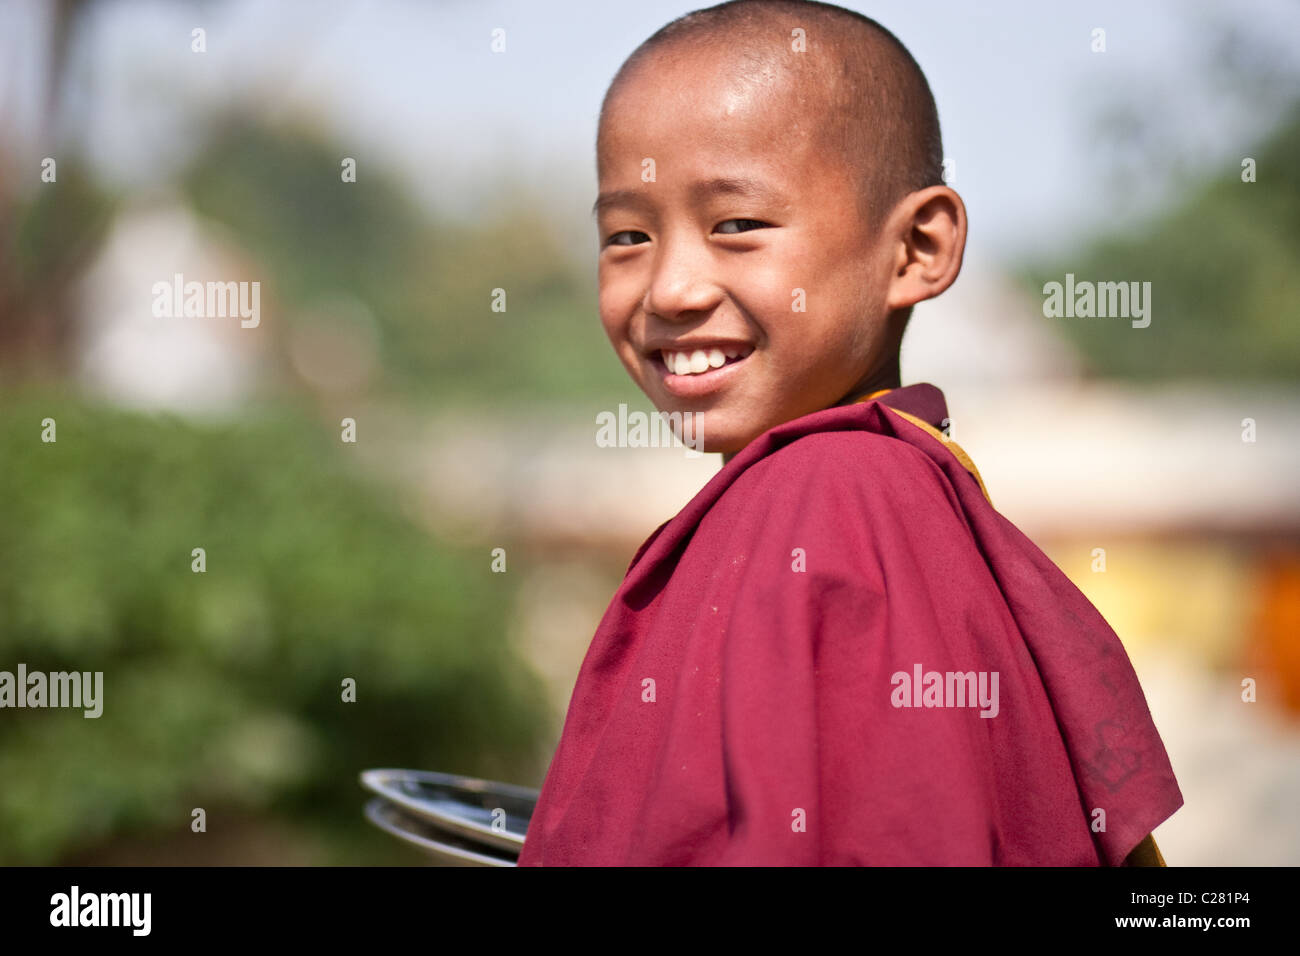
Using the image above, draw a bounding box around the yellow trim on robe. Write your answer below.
[848,390,994,507]
[1122,833,1167,867]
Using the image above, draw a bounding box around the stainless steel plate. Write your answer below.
[359,768,538,854]
[364,797,517,867]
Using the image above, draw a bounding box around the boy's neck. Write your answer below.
[834,355,902,408]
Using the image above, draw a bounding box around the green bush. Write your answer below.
[0,392,549,863]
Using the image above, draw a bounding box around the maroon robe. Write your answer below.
[518,384,1183,865]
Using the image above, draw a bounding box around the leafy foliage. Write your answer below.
[1020,105,1300,381]
[0,393,549,863]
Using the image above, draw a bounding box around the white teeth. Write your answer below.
[661,347,751,375]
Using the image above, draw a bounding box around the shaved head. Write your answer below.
[599,0,944,223]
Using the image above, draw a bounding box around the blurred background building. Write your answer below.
[0,0,1297,865]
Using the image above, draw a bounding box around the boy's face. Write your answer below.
[595,43,900,456]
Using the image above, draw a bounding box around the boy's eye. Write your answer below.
[606,230,650,246]
[715,219,771,234]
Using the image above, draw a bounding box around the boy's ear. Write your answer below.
[884,185,967,311]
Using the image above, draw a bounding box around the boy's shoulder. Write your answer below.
[685,403,976,583]
[741,420,945,486]
[627,387,973,575]
[720,402,963,520]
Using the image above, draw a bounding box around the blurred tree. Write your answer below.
[182,120,635,409]
[0,0,112,379]
[1021,102,1300,382]
[2,166,116,379]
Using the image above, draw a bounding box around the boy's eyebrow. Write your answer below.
[591,188,647,218]
[591,177,790,218]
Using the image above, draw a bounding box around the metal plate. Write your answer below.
[359,768,537,854]
[364,798,517,867]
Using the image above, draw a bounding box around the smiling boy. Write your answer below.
[518,0,1182,866]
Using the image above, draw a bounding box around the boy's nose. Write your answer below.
[644,239,720,323]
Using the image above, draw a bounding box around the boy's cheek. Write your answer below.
[597,278,638,329]
[602,330,642,377]
[596,294,629,344]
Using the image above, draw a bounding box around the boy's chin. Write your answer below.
[649,405,762,458]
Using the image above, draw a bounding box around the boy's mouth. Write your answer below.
[652,344,754,398]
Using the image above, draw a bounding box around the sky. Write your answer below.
[2,0,1298,265]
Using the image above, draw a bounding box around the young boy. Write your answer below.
[517,0,1182,866]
